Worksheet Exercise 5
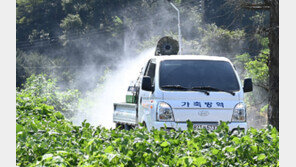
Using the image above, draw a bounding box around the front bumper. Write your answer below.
[151,121,247,132]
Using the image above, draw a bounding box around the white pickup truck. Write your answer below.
[113,55,253,133]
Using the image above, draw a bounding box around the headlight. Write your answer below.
[232,102,246,122]
[156,102,175,122]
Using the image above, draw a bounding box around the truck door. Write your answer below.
[138,59,156,124]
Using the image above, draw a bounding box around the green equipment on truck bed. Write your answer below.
[125,82,136,103]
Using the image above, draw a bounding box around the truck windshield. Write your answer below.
[159,60,240,91]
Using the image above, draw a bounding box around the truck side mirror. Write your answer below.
[142,76,153,91]
[243,78,253,93]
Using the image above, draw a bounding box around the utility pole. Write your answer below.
[168,0,182,55]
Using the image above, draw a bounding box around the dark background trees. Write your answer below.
[16,0,278,129]
[239,0,279,130]
[207,0,279,130]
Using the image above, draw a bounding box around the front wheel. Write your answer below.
[137,122,147,129]
[124,124,133,130]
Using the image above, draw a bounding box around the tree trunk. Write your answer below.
[240,0,279,130]
[268,0,279,130]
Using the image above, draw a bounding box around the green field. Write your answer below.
[16,75,279,166]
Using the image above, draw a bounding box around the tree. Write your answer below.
[241,0,279,130]
[267,0,279,131]
[16,0,65,51]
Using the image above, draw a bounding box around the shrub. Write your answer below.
[17,74,80,118]
[16,75,279,166]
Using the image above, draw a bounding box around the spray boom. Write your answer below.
[155,36,179,56]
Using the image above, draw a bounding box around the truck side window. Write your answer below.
[145,62,156,85]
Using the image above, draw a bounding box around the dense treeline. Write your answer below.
[17,0,128,88]
[16,0,269,88]
[16,0,272,128]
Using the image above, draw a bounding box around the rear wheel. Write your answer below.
[116,123,135,131]
[124,124,132,130]
[116,123,124,130]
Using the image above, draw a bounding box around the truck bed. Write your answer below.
[113,103,137,125]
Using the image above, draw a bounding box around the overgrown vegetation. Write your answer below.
[234,36,270,128]
[16,0,268,90]
[17,75,80,118]
[16,75,279,166]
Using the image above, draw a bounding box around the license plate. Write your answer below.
[193,124,217,131]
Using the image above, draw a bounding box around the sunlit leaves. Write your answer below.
[16,75,279,166]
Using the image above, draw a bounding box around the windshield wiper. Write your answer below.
[161,85,209,95]
[191,86,235,96]
[189,87,210,95]
[161,85,189,90]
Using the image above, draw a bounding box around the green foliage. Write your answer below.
[258,36,269,48]
[17,74,80,118]
[138,22,246,56]
[16,0,270,90]
[260,104,269,113]
[16,0,264,90]
[198,24,245,56]
[250,11,269,28]
[16,0,65,42]
[60,14,83,33]
[16,0,130,88]
[16,49,73,88]
[236,49,269,89]
[245,50,269,86]
[138,35,167,53]
[59,13,84,45]
[16,75,279,166]
[234,37,269,126]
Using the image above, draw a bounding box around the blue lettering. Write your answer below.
[216,102,224,108]
[204,102,212,108]
[182,102,190,107]
[193,101,201,107]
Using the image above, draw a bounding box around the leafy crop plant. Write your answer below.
[16,75,279,166]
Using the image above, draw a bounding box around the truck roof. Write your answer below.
[154,55,231,63]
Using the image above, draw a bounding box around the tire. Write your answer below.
[116,123,124,130]
[124,124,132,131]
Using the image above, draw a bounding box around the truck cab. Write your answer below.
[113,55,253,132]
